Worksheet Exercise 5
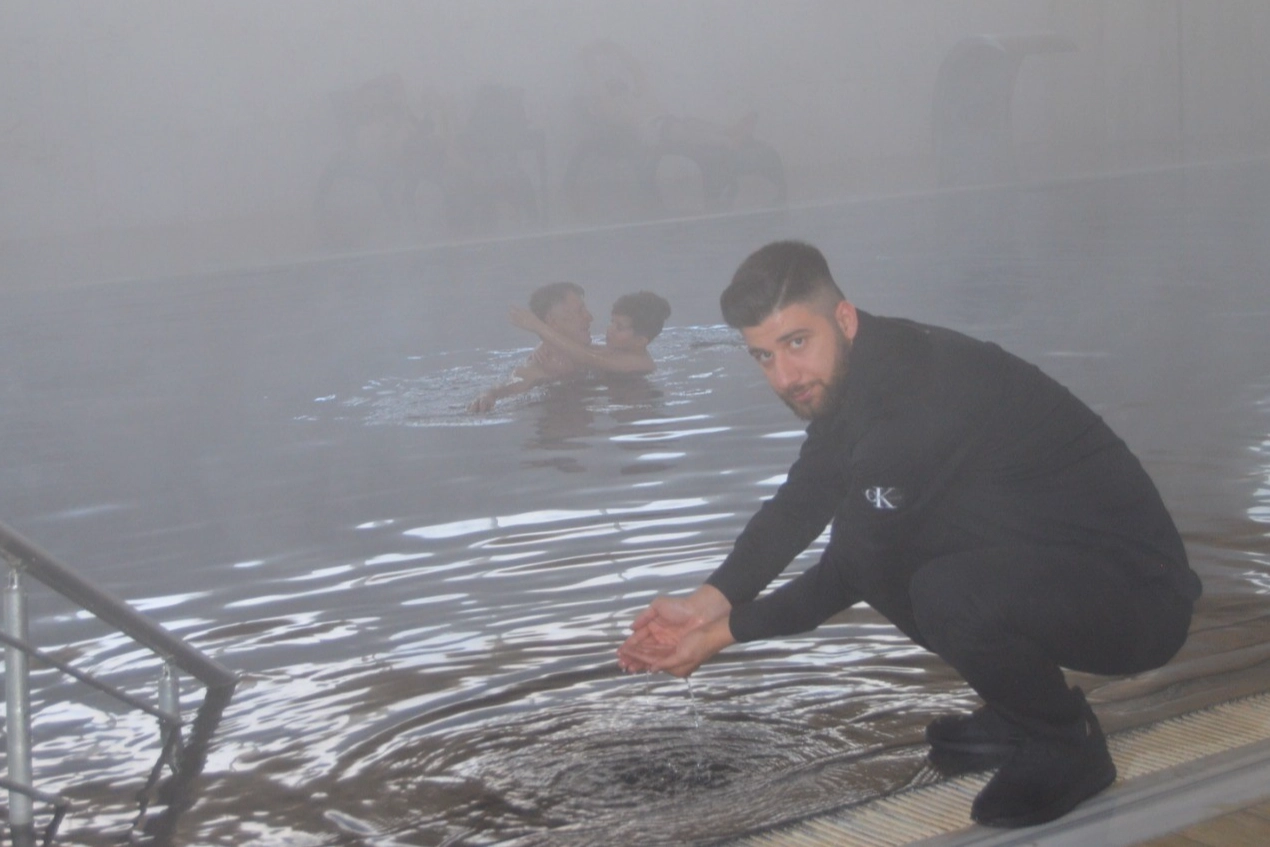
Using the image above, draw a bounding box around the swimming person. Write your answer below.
[616,241,1200,828]
[468,281,593,413]
[510,290,671,376]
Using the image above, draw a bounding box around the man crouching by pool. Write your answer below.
[617,240,1200,828]
[468,281,593,413]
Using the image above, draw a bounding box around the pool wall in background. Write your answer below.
[2,1,1269,288]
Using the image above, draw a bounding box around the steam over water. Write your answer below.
[2,162,1269,844]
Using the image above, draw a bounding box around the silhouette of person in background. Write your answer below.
[566,40,785,214]
[578,40,756,152]
[313,73,453,239]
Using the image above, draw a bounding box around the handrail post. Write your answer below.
[158,662,181,767]
[4,564,36,836]
[158,662,180,722]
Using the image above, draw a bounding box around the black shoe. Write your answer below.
[927,704,1027,755]
[970,689,1116,828]
[925,704,1025,773]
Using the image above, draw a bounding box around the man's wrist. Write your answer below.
[691,583,733,623]
[706,615,737,653]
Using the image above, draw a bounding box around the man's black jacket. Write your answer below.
[706,311,1202,643]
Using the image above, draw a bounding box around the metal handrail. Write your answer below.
[0,521,237,690]
[0,630,179,724]
[1,519,238,843]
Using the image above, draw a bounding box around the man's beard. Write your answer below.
[780,332,852,421]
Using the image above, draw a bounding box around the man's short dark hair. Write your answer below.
[720,241,844,329]
[613,291,671,340]
[529,281,584,321]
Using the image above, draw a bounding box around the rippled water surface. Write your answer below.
[2,161,1269,845]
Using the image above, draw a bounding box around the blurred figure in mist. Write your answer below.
[442,84,547,236]
[933,33,1073,189]
[315,73,545,244]
[565,40,784,214]
[468,282,593,413]
[313,73,446,244]
[578,39,756,152]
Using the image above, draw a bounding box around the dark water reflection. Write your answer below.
[1,160,1268,845]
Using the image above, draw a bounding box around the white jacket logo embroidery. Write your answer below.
[864,487,902,509]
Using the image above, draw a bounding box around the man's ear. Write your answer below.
[834,299,859,342]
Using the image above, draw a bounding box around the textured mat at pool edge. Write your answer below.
[729,690,1270,847]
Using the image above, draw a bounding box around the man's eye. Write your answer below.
[789,337,806,349]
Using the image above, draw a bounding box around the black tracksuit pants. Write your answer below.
[875,546,1193,734]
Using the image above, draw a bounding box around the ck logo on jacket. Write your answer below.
[864,486,904,509]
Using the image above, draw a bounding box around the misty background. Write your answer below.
[3,0,1268,289]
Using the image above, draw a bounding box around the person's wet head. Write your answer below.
[530,281,592,344]
[606,291,671,351]
[721,241,858,421]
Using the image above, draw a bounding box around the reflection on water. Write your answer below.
[1,162,1269,845]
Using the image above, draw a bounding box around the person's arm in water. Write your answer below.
[510,307,654,375]
[467,359,551,413]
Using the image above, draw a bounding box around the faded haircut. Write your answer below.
[528,281,584,321]
[612,291,671,340]
[720,241,844,329]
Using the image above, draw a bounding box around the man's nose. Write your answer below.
[769,354,799,391]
